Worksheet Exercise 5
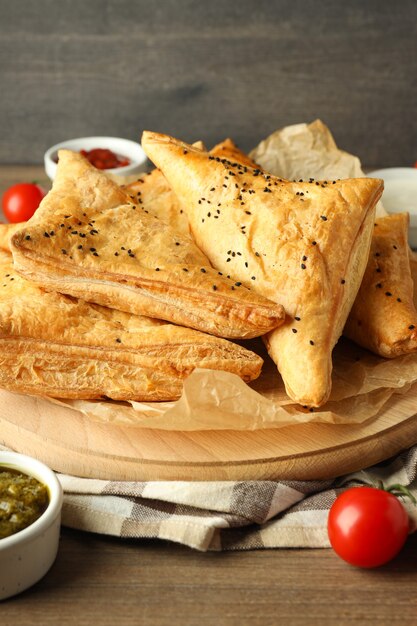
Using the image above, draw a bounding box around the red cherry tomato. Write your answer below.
[328,486,409,568]
[2,183,46,223]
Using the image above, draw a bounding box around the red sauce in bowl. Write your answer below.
[79,148,130,170]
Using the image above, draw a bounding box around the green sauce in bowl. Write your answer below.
[0,468,49,539]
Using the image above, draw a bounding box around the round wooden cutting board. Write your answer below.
[1,387,417,481]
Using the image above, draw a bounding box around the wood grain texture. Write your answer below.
[0,0,416,168]
[2,386,417,481]
[3,528,417,625]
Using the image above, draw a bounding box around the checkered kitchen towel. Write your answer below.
[52,445,417,551]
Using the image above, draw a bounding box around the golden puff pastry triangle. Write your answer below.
[141,131,384,407]
[123,138,259,236]
[10,149,285,340]
[0,245,263,401]
[344,213,417,357]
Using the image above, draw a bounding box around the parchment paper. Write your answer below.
[47,120,417,431]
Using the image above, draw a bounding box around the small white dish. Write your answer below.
[44,136,147,180]
[368,168,417,248]
[0,451,63,601]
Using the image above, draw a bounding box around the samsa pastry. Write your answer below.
[123,138,259,236]
[0,246,262,401]
[141,131,383,407]
[123,140,206,236]
[10,150,285,340]
[344,213,417,357]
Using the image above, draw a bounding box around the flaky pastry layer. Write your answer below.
[11,150,284,340]
[0,246,262,400]
[344,213,417,357]
[141,131,384,407]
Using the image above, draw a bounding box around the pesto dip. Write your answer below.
[0,467,49,539]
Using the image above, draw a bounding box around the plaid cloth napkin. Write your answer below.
[3,443,417,551]
[53,446,417,551]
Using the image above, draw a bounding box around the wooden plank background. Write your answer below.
[0,0,416,167]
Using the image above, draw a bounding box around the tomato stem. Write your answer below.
[351,477,416,506]
[385,484,417,506]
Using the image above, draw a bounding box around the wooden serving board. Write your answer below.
[1,387,417,481]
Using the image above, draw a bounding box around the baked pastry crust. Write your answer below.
[141,131,384,407]
[344,213,417,357]
[210,138,260,169]
[0,245,262,400]
[123,138,259,236]
[10,150,285,340]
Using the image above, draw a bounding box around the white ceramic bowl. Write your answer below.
[44,136,147,180]
[0,451,63,601]
[368,168,417,248]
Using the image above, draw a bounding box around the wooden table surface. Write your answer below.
[2,166,417,625]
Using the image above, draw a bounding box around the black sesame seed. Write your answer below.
[312,241,317,246]
[295,316,301,321]
[409,325,415,330]
[310,340,315,345]
[183,268,188,272]
[200,268,206,273]
[43,232,50,238]
[320,216,327,221]
[292,328,297,333]
[301,263,306,270]
[385,291,392,297]
[116,338,122,343]
[397,298,402,302]
[212,285,217,291]
[341,279,346,284]
[376,283,382,288]
[115,252,119,256]
[25,235,31,240]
